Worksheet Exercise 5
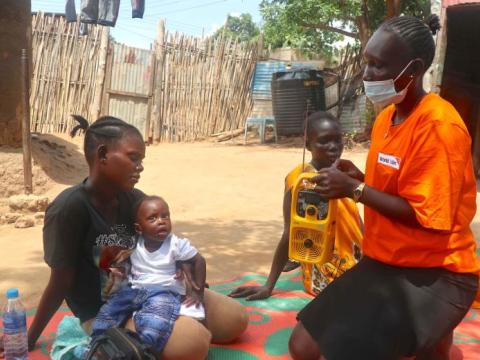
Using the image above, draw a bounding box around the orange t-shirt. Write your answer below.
[364,93,480,274]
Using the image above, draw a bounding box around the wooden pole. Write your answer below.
[150,19,166,143]
[91,27,110,120]
[102,41,114,116]
[145,50,156,142]
[21,49,33,194]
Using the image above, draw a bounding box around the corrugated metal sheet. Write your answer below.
[109,95,148,135]
[251,99,273,117]
[111,43,152,95]
[110,44,152,95]
[107,43,154,137]
[251,61,286,100]
[339,94,367,133]
[325,83,339,109]
[444,0,480,7]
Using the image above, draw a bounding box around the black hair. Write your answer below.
[70,115,143,164]
[133,195,169,220]
[380,14,441,70]
[305,111,340,137]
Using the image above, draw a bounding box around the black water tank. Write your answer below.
[271,69,326,136]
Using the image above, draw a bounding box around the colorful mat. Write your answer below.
[21,271,480,359]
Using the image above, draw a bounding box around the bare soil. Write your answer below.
[0,134,478,309]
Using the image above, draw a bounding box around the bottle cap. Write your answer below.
[6,288,19,299]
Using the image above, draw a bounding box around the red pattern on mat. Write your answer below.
[26,309,480,359]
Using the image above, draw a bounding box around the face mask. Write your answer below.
[363,60,415,108]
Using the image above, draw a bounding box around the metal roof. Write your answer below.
[251,61,286,100]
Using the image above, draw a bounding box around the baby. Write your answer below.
[92,195,206,353]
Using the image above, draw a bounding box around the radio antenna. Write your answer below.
[302,100,311,172]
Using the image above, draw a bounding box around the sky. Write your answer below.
[31,0,263,49]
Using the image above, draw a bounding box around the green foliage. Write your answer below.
[214,13,260,44]
[367,0,432,30]
[260,1,342,58]
[260,0,431,57]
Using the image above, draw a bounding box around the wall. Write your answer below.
[339,94,367,133]
[0,0,31,146]
[269,47,325,64]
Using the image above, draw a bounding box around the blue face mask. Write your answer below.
[363,60,415,108]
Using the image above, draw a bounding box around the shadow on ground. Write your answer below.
[174,218,282,282]
[31,133,88,185]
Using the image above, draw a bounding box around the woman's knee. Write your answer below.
[161,316,212,360]
[289,322,321,360]
[203,289,249,344]
[415,331,453,360]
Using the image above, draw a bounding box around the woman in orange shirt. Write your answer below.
[289,15,480,360]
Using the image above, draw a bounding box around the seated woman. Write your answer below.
[27,115,249,360]
[229,111,363,300]
[289,15,479,360]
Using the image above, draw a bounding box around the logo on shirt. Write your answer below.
[377,152,401,170]
[95,224,136,248]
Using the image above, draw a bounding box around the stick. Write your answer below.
[21,49,33,194]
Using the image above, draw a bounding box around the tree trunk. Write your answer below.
[0,0,31,146]
[357,0,372,51]
[357,1,376,138]
[386,0,402,18]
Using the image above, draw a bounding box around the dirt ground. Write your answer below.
[1,134,479,309]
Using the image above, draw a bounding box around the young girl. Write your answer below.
[27,115,248,360]
[289,16,480,360]
[229,111,362,300]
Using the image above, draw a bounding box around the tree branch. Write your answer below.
[302,23,359,39]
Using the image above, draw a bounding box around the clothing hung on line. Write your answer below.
[65,0,145,27]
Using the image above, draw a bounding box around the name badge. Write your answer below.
[377,152,401,170]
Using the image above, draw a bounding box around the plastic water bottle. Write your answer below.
[2,288,28,360]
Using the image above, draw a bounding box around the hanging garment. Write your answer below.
[131,0,145,19]
[65,0,89,35]
[65,0,121,27]
[65,0,77,22]
[82,0,121,27]
[79,23,89,36]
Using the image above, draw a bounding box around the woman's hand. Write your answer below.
[228,285,272,301]
[335,159,365,182]
[311,164,360,199]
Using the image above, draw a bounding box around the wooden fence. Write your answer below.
[151,22,258,142]
[30,12,108,133]
[30,13,259,142]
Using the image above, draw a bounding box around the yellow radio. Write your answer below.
[289,172,337,264]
